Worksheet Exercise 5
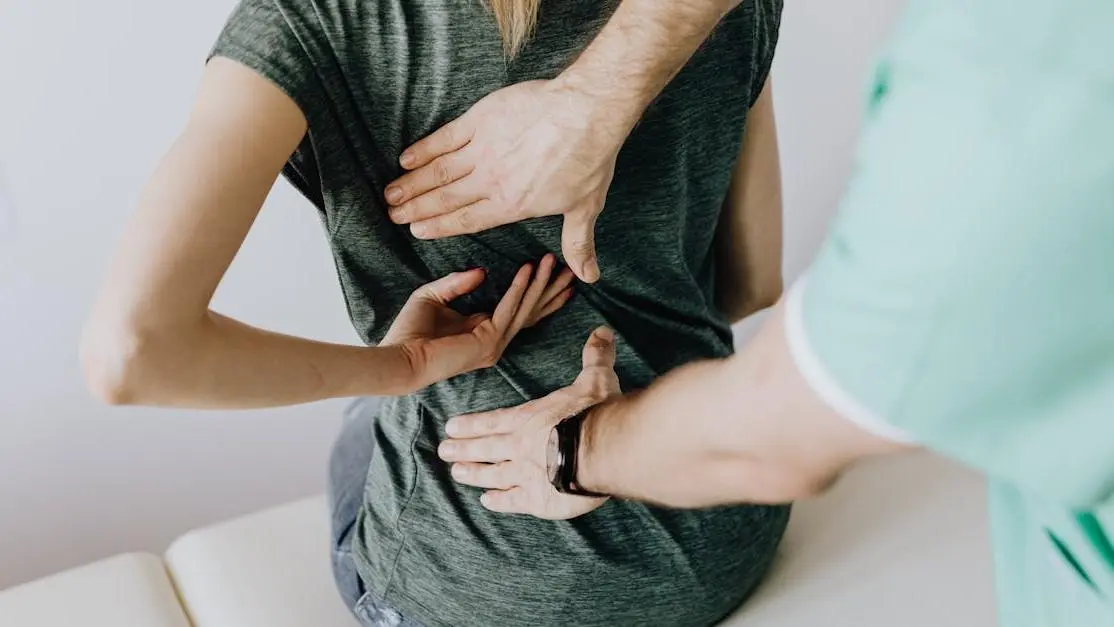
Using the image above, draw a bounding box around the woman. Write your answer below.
[83,0,787,625]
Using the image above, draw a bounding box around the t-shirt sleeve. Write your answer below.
[747,0,783,108]
[208,0,321,119]
[787,42,1114,510]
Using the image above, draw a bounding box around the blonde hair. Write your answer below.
[488,0,541,59]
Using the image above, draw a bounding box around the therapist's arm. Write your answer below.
[578,301,910,507]
[440,295,913,517]
[552,0,744,128]
[715,79,784,323]
[386,0,745,283]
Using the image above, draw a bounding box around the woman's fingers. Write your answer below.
[507,254,556,335]
[414,268,486,305]
[489,263,533,331]
[530,288,573,325]
[538,267,575,306]
[526,266,575,326]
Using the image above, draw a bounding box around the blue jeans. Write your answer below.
[328,398,423,627]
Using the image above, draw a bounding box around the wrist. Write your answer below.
[576,400,616,495]
[553,0,741,134]
[353,344,423,397]
[545,74,641,147]
[548,71,643,138]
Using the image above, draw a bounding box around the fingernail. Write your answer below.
[597,327,614,342]
[479,493,491,508]
[385,186,403,204]
[400,152,415,168]
[411,223,429,239]
[451,464,467,478]
[445,419,460,436]
[438,442,455,459]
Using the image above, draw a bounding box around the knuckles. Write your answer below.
[433,159,452,186]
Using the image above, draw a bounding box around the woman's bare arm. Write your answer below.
[81,58,419,408]
[714,80,784,323]
[81,59,568,409]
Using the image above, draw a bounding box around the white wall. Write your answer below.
[0,0,903,588]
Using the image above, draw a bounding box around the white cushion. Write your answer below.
[724,452,997,626]
[0,552,190,627]
[166,497,359,627]
[165,453,995,626]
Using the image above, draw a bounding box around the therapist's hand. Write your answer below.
[385,80,631,284]
[438,326,620,520]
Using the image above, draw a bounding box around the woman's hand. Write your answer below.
[437,327,620,520]
[383,253,574,391]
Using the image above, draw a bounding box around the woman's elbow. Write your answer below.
[80,320,158,406]
[749,276,784,313]
[724,277,784,323]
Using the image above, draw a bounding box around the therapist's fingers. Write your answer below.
[561,206,601,283]
[445,388,578,439]
[409,200,515,240]
[392,177,486,225]
[451,462,519,490]
[480,488,527,514]
[438,434,515,463]
[581,327,616,369]
[386,151,475,209]
[399,116,474,170]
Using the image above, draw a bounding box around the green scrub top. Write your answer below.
[788,1,1114,625]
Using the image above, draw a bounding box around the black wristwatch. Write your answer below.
[546,409,608,497]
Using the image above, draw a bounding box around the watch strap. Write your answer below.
[553,409,608,498]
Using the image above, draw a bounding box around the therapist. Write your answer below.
[395,1,1114,626]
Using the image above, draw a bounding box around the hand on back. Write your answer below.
[438,327,621,520]
[384,80,626,284]
[383,253,574,390]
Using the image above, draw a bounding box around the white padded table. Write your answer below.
[165,453,996,627]
[166,498,360,627]
[724,453,996,626]
[0,553,190,627]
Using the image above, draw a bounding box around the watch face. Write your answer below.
[545,426,561,486]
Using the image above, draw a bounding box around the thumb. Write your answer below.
[581,326,616,370]
[561,208,600,284]
[414,268,486,305]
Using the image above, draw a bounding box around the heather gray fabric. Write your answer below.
[212,1,787,625]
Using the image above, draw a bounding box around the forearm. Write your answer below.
[81,311,415,409]
[579,360,810,508]
[578,303,904,507]
[557,0,741,135]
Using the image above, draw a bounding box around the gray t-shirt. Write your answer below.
[212,1,786,625]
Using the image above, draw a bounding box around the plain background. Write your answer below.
[0,0,903,588]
